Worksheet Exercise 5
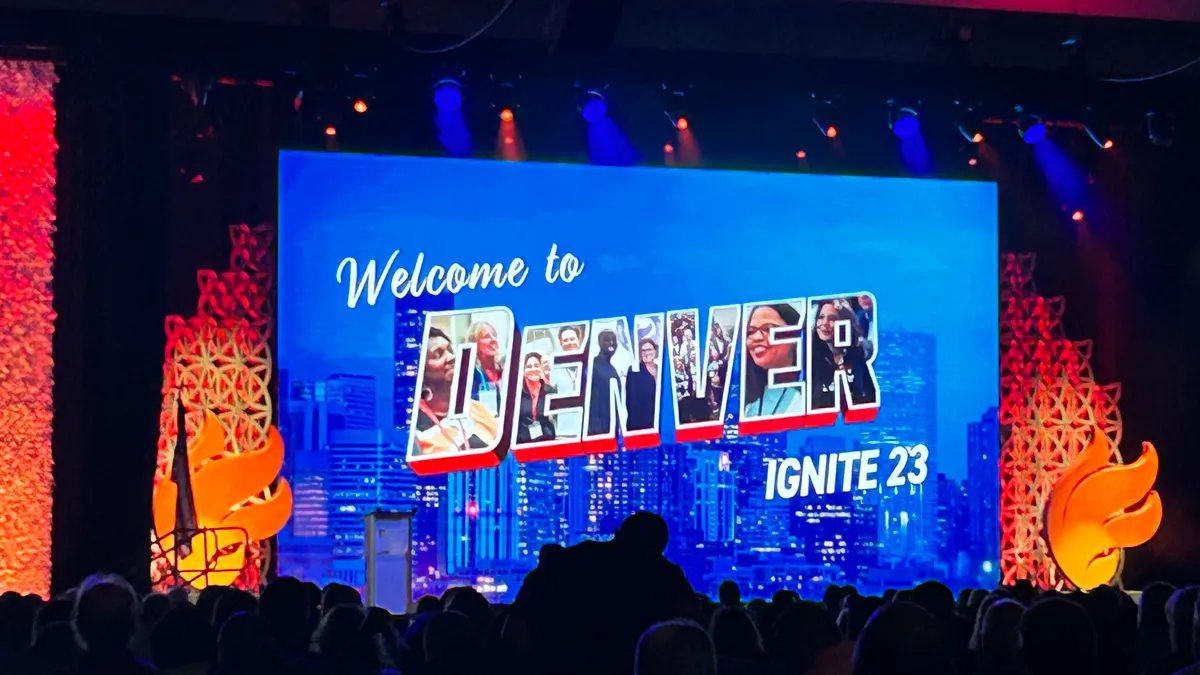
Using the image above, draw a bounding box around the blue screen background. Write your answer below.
[278,151,1000,600]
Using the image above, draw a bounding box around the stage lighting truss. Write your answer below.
[955,100,986,144]
[1016,105,1048,144]
[661,83,692,130]
[490,73,522,120]
[1147,110,1175,148]
[811,93,839,138]
[576,82,610,123]
[887,98,921,139]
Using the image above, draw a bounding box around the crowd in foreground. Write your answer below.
[1,511,1198,675]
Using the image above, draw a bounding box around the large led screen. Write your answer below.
[278,152,1000,601]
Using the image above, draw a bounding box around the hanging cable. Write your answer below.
[404,0,517,55]
[1098,54,1200,83]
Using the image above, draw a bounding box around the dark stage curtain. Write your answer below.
[51,39,172,594]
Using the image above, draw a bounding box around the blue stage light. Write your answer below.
[1016,106,1047,144]
[434,79,463,112]
[892,112,920,139]
[581,92,608,123]
[1022,120,1047,144]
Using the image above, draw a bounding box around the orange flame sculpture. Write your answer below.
[152,410,293,588]
[1046,432,1163,590]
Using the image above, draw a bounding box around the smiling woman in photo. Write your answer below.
[414,327,499,456]
[743,303,805,417]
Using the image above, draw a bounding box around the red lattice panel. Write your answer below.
[999,253,1123,589]
[153,224,274,589]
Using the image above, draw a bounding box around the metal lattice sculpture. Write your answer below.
[152,224,275,590]
[999,253,1123,589]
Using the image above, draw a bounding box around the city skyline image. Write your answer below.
[277,152,1000,601]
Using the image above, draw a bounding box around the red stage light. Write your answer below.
[324,125,337,136]
[968,157,978,166]
[664,143,675,154]
[972,132,984,144]
[1102,139,1114,150]
[504,136,514,146]
[353,99,368,114]
[826,126,838,139]
[1072,210,1085,222]
[676,117,689,131]
[796,150,807,159]
[500,108,514,122]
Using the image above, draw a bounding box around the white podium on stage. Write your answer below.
[364,510,415,614]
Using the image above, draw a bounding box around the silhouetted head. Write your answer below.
[710,607,762,659]
[151,605,214,670]
[30,621,82,673]
[1167,586,1200,655]
[913,581,956,620]
[213,589,257,633]
[34,598,73,640]
[141,592,171,626]
[635,620,717,675]
[1020,597,1096,675]
[72,574,139,653]
[0,591,36,652]
[854,601,954,675]
[773,601,842,673]
[259,577,312,653]
[615,512,669,554]
[321,582,362,614]
[824,585,847,616]
[414,595,441,615]
[216,611,279,674]
[445,587,492,640]
[979,599,1024,669]
[718,580,742,607]
[424,611,474,663]
[843,595,885,640]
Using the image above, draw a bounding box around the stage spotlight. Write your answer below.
[968,157,978,166]
[662,83,691,129]
[490,74,521,120]
[796,150,807,159]
[955,101,985,143]
[664,143,674,153]
[579,89,608,123]
[353,99,368,113]
[1083,106,1114,150]
[324,125,337,136]
[1016,106,1047,144]
[1147,110,1175,147]
[434,78,463,112]
[888,99,921,139]
[812,94,839,139]
[1072,210,1085,222]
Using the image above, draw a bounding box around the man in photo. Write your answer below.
[550,325,584,439]
[587,329,621,436]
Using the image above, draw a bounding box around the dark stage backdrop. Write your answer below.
[48,47,1200,591]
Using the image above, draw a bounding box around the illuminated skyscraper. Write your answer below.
[859,330,938,563]
[475,457,519,565]
[326,426,417,588]
[327,374,376,430]
[968,407,1000,580]
[516,457,566,560]
[790,435,852,569]
[691,448,736,543]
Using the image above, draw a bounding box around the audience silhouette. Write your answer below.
[0,510,1193,675]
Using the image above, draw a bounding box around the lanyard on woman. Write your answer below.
[419,400,467,451]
